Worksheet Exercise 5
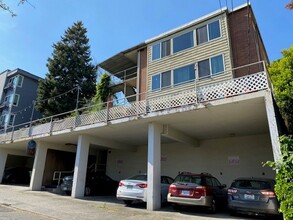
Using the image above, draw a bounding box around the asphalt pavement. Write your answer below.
[0,185,264,220]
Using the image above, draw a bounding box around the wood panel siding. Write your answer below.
[228,5,269,78]
[146,13,233,100]
[139,48,147,101]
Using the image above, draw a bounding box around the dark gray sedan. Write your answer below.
[228,177,280,217]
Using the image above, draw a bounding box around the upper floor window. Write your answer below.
[151,71,171,91]
[152,39,171,61]
[198,54,224,78]
[13,94,20,106]
[173,31,194,53]
[196,20,221,45]
[17,76,24,87]
[8,75,24,87]
[173,64,195,85]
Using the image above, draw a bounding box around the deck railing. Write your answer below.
[0,63,269,143]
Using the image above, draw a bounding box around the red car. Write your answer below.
[167,172,227,213]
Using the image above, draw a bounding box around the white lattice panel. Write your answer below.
[31,123,51,136]
[148,89,197,112]
[13,128,29,140]
[108,100,146,120]
[52,117,75,132]
[77,110,107,126]
[197,72,268,102]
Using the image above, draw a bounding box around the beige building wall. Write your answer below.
[106,134,275,186]
[146,13,233,99]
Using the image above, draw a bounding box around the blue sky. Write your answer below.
[0,0,292,78]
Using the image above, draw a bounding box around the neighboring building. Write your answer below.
[0,3,283,211]
[0,69,42,132]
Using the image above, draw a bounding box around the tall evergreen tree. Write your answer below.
[36,21,97,117]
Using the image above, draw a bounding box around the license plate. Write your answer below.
[244,194,255,200]
[127,185,133,189]
[180,190,190,196]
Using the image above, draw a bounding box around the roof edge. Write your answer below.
[145,6,228,44]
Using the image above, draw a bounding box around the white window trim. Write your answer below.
[8,114,15,126]
[17,75,24,87]
[196,19,222,45]
[13,94,20,106]
[172,30,195,55]
[198,54,225,79]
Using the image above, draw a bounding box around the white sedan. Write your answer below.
[116,174,174,205]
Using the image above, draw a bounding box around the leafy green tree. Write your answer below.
[268,46,293,134]
[265,136,293,220]
[36,21,97,117]
[93,73,112,104]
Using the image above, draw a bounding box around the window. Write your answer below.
[13,94,20,106]
[198,54,224,78]
[161,71,171,88]
[173,64,195,85]
[152,39,171,60]
[151,74,160,91]
[151,71,171,91]
[8,114,15,126]
[152,44,160,60]
[196,20,220,45]
[17,76,24,87]
[173,31,194,53]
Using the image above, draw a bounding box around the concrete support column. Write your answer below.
[30,142,47,190]
[265,92,282,162]
[147,122,162,211]
[72,135,90,198]
[0,150,8,183]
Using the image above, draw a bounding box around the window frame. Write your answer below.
[173,63,196,86]
[152,39,171,61]
[8,114,15,126]
[17,75,24,87]
[13,94,20,106]
[196,19,221,45]
[172,31,194,54]
[197,54,224,79]
[151,70,171,91]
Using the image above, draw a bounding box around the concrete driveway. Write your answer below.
[0,185,265,220]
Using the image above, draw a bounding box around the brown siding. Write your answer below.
[228,6,269,78]
[139,48,147,101]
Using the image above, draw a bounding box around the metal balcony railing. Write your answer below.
[0,62,269,143]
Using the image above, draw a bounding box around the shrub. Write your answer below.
[265,135,293,220]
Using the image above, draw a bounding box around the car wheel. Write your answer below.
[123,200,133,205]
[209,199,217,214]
[84,186,91,196]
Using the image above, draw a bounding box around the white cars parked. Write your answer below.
[116,174,174,205]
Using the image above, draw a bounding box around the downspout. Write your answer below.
[136,50,141,102]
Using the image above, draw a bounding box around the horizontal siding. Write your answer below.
[146,14,233,100]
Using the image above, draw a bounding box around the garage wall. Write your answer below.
[106,134,275,186]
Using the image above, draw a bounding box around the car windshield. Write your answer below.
[231,180,272,190]
[127,175,147,181]
[174,175,201,184]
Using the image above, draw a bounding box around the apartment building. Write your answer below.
[0,3,282,211]
[0,69,42,131]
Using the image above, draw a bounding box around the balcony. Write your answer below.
[0,63,269,143]
[0,101,10,110]
[3,82,15,90]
